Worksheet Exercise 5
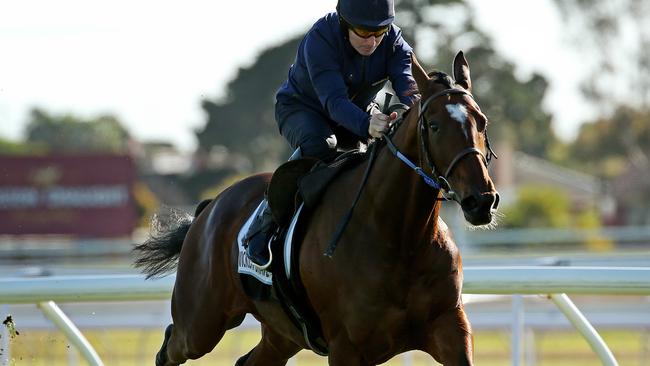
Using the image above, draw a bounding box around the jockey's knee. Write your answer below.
[300,135,337,161]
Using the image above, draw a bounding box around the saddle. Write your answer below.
[237,150,366,356]
[268,150,366,223]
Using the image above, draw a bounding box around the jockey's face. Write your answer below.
[348,29,384,56]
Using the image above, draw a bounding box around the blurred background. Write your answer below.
[1,0,649,365]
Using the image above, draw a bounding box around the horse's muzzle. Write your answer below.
[460,191,500,225]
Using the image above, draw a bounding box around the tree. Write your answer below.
[25,108,131,153]
[0,137,40,155]
[551,0,650,112]
[394,0,467,51]
[196,37,302,172]
[405,3,559,157]
[567,106,650,179]
[501,185,600,229]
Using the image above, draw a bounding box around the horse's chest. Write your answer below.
[342,273,457,346]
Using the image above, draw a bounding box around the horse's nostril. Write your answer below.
[492,193,500,210]
[462,193,499,214]
[461,195,478,212]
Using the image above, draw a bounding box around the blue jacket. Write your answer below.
[276,12,417,139]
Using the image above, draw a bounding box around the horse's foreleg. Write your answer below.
[238,325,301,366]
[424,306,474,366]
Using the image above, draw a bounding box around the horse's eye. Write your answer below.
[429,122,440,132]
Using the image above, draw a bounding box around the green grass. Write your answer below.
[4,328,648,365]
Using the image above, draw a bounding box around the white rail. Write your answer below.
[2,267,649,365]
[549,294,617,366]
[463,266,650,294]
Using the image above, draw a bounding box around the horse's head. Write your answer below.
[410,51,500,226]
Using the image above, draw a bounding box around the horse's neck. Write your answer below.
[364,114,442,250]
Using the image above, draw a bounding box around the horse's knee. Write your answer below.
[427,308,474,365]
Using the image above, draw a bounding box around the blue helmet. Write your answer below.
[337,0,395,30]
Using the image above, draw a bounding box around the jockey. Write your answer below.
[245,0,419,269]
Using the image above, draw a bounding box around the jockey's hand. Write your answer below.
[368,109,398,138]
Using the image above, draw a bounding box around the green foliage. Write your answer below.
[0,137,44,155]
[502,185,572,228]
[501,185,600,229]
[551,0,650,110]
[412,7,559,158]
[566,106,650,178]
[196,37,302,172]
[401,1,560,157]
[394,0,467,50]
[25,108,131,153]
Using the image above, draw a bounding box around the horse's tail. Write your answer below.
[133,198,213,279]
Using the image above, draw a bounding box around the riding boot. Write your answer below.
[245,147,303,269]
[244,198,275,269]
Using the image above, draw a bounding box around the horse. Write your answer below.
[134,50,499,366]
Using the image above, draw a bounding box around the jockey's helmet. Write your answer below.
[337,0,395,31]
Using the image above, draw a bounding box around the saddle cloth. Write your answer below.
[236,200,304,289]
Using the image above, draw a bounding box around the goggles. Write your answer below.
[349,25,389,39]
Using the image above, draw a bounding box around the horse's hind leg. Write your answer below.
[424,307,474,366]
[155,309,240,366]
[155,324,174,366]
[238,325,301,366]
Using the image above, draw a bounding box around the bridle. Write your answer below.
[383,88,497,202]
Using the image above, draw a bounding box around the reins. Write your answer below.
[324,141,379,257]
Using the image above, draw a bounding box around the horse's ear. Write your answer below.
[411,52,429,91]
[452,51,472,92]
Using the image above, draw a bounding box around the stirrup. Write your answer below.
[249,237,273,270]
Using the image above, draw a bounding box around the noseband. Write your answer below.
[384,88,497,202]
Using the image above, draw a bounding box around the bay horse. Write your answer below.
[134,51,499,366]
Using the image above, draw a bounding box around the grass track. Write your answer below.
[4,328,649,365]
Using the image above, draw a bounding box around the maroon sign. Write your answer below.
[0,154,137,237]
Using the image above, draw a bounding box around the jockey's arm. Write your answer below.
[304,31,371,139]
[388,38,419,107]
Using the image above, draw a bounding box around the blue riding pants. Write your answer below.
[276,100,365,162]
